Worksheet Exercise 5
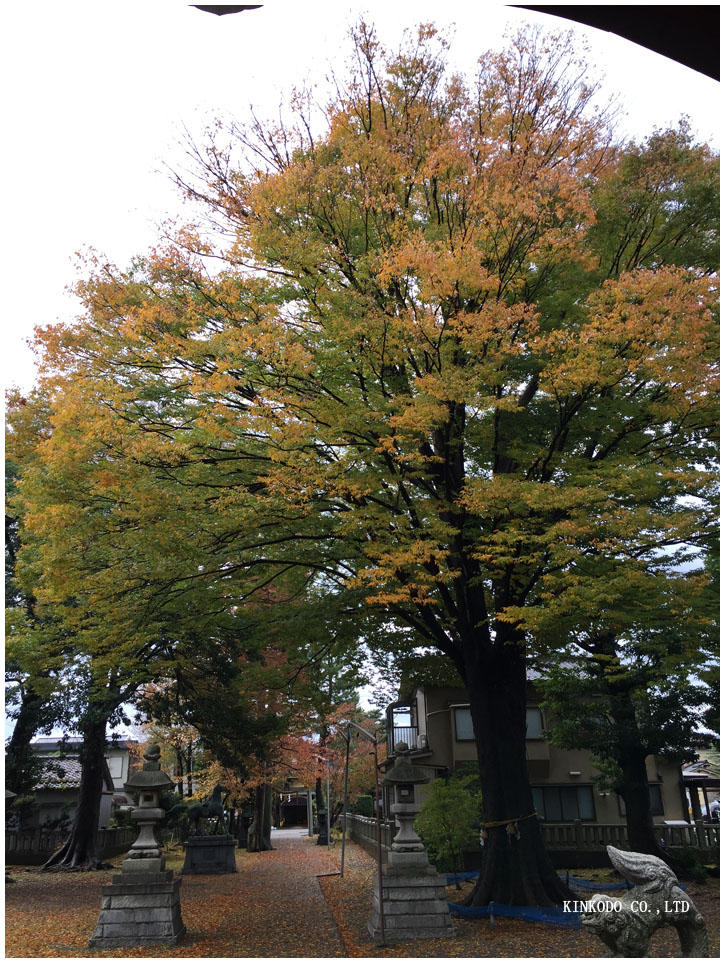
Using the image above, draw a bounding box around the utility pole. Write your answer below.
[337,720,385,946]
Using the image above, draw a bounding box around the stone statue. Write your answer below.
[581,845,708,957]
[167,782,228,834]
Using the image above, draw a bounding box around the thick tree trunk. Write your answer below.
[463,643,571,907]
[43,711,109,871]
[261,781,273,849]
[247,783,274,852]
[5,686,48,797]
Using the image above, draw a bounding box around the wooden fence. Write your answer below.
[5,827,135,865]
[541,819,719,852]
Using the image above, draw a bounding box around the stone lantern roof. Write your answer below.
[382,742,430,786]
[124,744,173,793]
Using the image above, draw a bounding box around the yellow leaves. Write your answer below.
[539,267,719,400]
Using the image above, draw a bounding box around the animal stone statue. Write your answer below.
[580,845,708,957]
[168,784,228,835]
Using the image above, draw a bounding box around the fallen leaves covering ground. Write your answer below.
[5,835,343,959]
[4,832,720,958]
[320,845,720,958]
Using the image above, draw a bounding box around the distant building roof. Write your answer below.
[31,736,137,754]
[33,755,115,792]
[35,756,84,790]
[683,751,720,782]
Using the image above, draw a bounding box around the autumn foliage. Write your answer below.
[6,23,718,903]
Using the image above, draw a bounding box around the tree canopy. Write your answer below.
[6,22,718,902]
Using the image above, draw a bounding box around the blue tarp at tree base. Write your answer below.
[447,900,581,929]
[559,872,630,891]
[559,873,685,893]
[445,874,686,929]
[446,870,480,884]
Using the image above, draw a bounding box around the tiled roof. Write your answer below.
[36,757,83,790]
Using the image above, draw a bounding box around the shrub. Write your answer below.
[414,777,481,873]
[671,845,714,883]
[353,794,374,817]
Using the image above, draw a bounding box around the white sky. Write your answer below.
[1,1,720,393]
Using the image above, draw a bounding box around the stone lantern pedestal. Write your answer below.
[368,743,453,943]
[89,744,186,949]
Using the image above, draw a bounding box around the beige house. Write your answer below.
[384,686,688,825]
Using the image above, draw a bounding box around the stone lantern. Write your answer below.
[89,744,186,948]
[368,742,453,943]
[122,743,173,873]
[384,742,431,868]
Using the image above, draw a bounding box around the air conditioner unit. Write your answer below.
[416,734,429,750]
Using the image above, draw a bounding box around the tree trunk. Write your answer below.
[619,754,664,854]
[607,686,682,870]
[463,642,571,906]
[315,776,324,831]
[5,686,48,797]
[261,781,273,849]
[43,710,109,871]
[247,783,274,852]
[186,742,193,797]
[175,747,185,799]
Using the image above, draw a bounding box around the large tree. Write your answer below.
[13,24,718,903]
[538,569,718,864]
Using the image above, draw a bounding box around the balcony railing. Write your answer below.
[387,725,419,757]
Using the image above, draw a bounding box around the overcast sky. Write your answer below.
[2,1,720,395]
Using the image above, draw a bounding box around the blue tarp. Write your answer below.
[559,872,630,891]
[559,872,686,893]
[446,870,480,884]
[444,871,685,930]
[448,900,581,929]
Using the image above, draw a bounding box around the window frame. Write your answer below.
[451,704,475,742]
[531,784,597,822]
[450,704,545,742]
[525,706,544,740]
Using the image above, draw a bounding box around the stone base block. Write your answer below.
[89,874,185,949]
[121,855,165,874]
[388,850,433,871]
[182,834,237,874]
[368,868,454,943]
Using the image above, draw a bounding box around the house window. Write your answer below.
[526,707,543,739]
[453,705,544,741]
[617,785,664,817]
[107,756,124,779]
[649,784,664,815]
[532,785,595,821]
[453,707,474,741]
